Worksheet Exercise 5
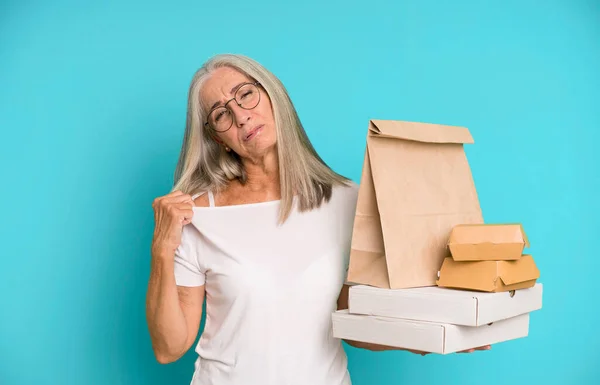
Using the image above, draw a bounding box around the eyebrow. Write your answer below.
[208,82,247,111]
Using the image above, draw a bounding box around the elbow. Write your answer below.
[155,353,174,365]
[148,331,190,364]
[156,356,176,365]
[154,350,183,364]
[153,345,186,364]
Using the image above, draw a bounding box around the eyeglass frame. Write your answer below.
[203,81,263,133]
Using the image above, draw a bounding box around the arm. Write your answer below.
[146,253,205,364]
[145,190,206,364]
[336,284,428,355]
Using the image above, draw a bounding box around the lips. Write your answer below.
[243,125,263,141]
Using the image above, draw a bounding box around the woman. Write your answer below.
[145,54,486,385]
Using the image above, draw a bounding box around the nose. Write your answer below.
[230,103,251,128]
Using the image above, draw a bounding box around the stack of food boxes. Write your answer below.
[332,223,543,354]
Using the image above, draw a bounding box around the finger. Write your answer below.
[165,190,184,198]
[174,202,194,211]
[153,191,183,206]
[181,208,194,224]
[178,208,194,225]
[163,195,194,206]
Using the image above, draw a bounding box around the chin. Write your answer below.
[244,128,276,150]
[253,140,277,154]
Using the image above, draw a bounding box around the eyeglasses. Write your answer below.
[204,81,262,133]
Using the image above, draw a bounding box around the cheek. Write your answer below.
[259,105,275,124]
[221,131,238,144]
[257,94,274,120]
[212,129,233,145]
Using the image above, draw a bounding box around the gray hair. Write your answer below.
[172,53,349,223]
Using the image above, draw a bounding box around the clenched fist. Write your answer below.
[151,190,195,259]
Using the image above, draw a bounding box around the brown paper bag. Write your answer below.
[347,120,484,289]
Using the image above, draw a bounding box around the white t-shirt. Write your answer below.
[173,181,359,385]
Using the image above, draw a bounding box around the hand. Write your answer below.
[457,345,492,353]
[151,190,195,259]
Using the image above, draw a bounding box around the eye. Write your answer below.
[240,90,254,100]
[214,109,228,122]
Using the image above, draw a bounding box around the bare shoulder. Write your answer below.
[193,192,210,207]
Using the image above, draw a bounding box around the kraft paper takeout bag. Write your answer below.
[346,119,484,289]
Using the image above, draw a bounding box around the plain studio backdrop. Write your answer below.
[1,1,598,384]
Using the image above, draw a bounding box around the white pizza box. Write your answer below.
[332,309,530,355]
[348,283,543,326]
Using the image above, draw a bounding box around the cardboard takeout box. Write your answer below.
[436,254,540,292]
[447,223,530,261]
[347,120,484,289]
[348,283,543,326]
[332,310,530,355]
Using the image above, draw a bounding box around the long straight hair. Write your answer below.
[173,54,349,223]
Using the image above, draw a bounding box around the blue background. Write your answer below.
[1,0,598,384]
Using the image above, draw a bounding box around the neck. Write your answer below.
[240,149,280,194]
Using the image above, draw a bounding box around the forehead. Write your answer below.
[200,67,252,108]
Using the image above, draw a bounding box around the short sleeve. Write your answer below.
[173,224,206,287]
